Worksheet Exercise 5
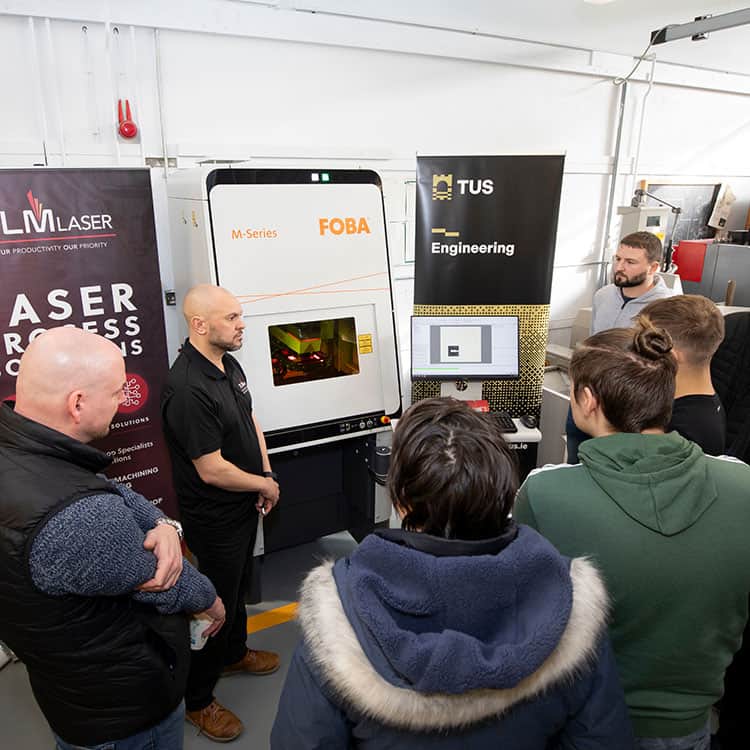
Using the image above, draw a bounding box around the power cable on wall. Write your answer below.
[613,26,666,85]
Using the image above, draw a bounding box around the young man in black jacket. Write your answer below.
[637,294,726,455]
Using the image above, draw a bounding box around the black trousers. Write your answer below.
[181,511,258,712]
[717,618,750,749]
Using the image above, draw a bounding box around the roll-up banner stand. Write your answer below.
[413,155,564,474]
[415,155,563,306]
[0,169,177,516]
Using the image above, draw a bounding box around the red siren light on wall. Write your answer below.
[117,99,138,139]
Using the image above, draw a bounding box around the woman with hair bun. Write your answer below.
[516,325,750,750]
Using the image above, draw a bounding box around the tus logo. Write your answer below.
[431,173,494,201]
[319,217,371,236]
[432,174,453,201]
[0,189,113,237]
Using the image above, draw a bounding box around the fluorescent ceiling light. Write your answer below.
[583,0,617,5]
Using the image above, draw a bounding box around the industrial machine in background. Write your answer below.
[167,168,402,554]
[673,241,750,307]
[619,187,682,269]
[617,200,671,247]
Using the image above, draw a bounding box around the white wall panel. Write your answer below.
[549,264,600,329]
[158,32,617,162]
[637,85,750,178]
[0,17,42,151]
[554,172,611,267]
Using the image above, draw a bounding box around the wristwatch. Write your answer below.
[262,470,279,482]
[155,516,183,540]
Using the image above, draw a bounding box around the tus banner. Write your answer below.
[0,168,176,515]
[415,155,564,305]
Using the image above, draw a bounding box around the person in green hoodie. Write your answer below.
[514,322,750,750]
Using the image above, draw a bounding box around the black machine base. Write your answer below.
[263,435,377,554]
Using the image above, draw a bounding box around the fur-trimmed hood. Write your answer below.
[296,525,609,732]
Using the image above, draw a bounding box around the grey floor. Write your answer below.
[0,531,359,750]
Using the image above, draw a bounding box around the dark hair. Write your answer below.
[571,323,677,432]
[620,231,664,265]
[388,398,518,540]
[638,294,725,367]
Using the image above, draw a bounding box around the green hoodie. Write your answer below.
[515,432,750,739]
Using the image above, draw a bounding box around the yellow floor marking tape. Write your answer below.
[246,602,298,635]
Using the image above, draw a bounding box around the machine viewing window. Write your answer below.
[269,317,360,387]
[411,315,520,380]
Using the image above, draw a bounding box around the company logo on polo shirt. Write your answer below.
[236,379,249,395]
[0,189,114,238]
[318,217,371,236]
[431,173,494,201]
[431,227,515,257]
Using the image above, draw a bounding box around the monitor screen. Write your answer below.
[411,316,520,380]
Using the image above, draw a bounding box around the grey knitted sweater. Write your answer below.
[29,480,216,615]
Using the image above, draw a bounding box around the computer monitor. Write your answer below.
[411,315,520,380]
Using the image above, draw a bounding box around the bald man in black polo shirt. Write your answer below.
[161,284,280,742]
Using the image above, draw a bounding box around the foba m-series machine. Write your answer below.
[167,168,402,552]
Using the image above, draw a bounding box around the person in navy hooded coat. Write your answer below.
[271,397,633,750]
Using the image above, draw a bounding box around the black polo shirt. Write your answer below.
[161,340,263,524]
[669,393,726,457]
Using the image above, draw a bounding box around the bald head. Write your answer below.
[15,327,126,442]
[183,284,238,324]
[183,284,245,359]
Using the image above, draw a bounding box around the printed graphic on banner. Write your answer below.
[415,155,564,306]
[431,227,515,257]
[0,169,176,515]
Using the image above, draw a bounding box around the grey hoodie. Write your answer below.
[591,276,674,334]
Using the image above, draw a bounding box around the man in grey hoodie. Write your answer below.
[591,231,675,334]
[567,231,675,461]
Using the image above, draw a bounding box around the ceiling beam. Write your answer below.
[651,7,750,45]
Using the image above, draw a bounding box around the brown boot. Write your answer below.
[222,648,280,677]
[185,700,243,742]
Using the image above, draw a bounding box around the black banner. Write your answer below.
[0,168,176,516]
[415,155,564,305]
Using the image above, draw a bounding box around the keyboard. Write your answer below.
[487,411,518,434]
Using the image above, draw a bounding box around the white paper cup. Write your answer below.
[190,616,211,651]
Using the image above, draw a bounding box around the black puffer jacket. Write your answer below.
[711,310,750,461]
[0,403,189,746]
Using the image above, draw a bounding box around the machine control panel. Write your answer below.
[266,411,390,450]
[339,414,390,434]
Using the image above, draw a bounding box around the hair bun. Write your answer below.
[634,323,673,360]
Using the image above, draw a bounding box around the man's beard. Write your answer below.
[208,330,243,352]
[212,338,242,352]
[614,270,647,288]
